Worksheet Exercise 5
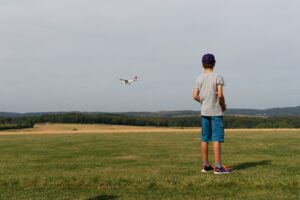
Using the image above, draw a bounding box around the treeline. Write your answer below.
[33,113,201,127]
[224,116,300,128]
[0,123,34,130]
[1,113,300,129]
[0,117,34,130]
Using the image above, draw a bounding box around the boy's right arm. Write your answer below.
[217,85,226,111]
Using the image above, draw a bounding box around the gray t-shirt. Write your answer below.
[195,72,224,116]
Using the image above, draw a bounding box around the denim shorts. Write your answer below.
[201,116,224,142]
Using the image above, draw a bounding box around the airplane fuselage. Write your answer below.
[120,76,138,85]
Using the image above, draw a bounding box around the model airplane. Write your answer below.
[119,76,138,85]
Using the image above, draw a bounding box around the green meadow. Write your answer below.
[0,127,299,200]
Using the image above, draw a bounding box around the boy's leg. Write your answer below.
[201,141,213,172]
[201,116,214,172]
[213,141,229,174]
[211,116,224,166]
[213,142,221,168]
[201,142,209,164]
[211,116,230,174]
[201,116,212,165]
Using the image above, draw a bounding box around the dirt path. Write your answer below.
[0,124,199,135]
[0,124,299,135]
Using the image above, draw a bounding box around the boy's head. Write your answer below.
[202,53,216,68]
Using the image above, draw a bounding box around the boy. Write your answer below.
[193,53,230,174]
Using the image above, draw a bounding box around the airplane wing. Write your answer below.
[120,79,129,84]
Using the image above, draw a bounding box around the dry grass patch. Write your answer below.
[115,155,140,161]
[0,123,199,135]
[1,124,299,136]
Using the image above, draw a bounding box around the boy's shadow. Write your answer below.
[230,160,271,171]
[87,195,119,200]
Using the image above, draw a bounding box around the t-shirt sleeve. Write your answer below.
[217,74,225,86]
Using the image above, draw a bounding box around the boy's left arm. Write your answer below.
[217,85,227,111]
[193,88,201,103]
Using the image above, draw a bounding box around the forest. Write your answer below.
[0,113,300,130]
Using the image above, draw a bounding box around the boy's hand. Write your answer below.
[219,97,226,112]
[221,104,227,112]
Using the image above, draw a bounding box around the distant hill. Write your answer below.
[117,106,300,117]
[1,106,300,118]
[116,110,200,118]
[226,106,300,116]
[0,112,80,118]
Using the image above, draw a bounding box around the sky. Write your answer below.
[1,0,300,112]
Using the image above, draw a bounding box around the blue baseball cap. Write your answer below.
[202,54,216,65]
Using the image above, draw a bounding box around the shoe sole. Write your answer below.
[214,171,230,175]
[202,168,214,173]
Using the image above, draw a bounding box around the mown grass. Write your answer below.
[0,128,299,200]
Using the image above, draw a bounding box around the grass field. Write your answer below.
[0,124,299,200]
